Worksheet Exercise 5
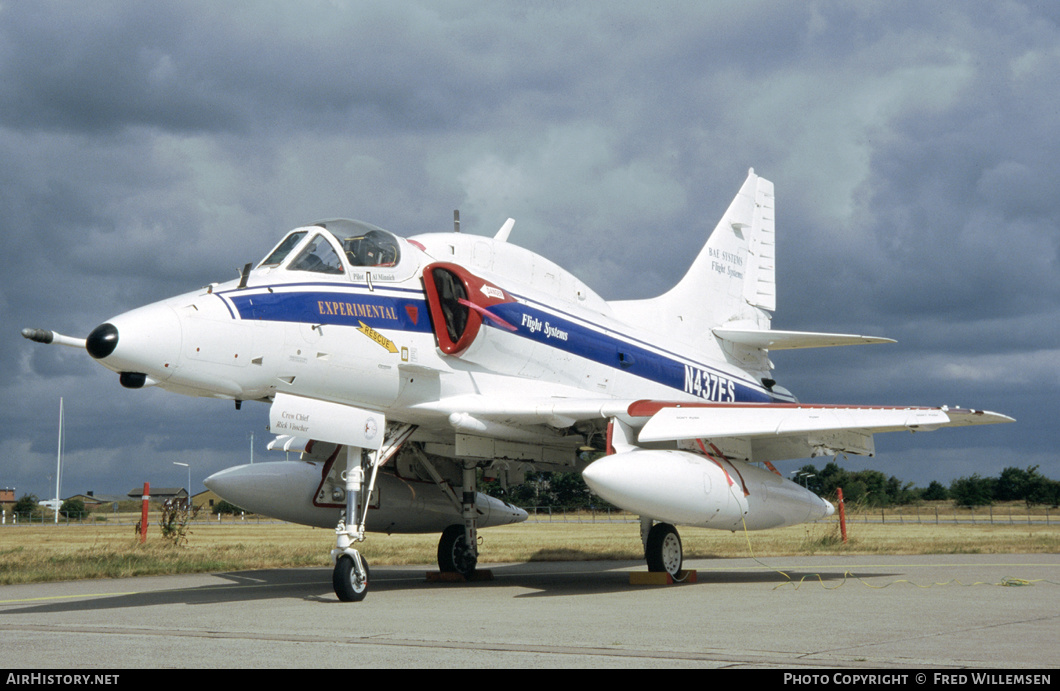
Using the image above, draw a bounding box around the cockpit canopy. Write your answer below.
[258,219,404,276]
[342,229,400,267]
[315,219,401,268]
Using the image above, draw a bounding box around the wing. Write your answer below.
[628,400,1014,460]
[269,391,1013,467]
[416,395,1012,461]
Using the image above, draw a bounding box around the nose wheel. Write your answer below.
[333,553,370,602]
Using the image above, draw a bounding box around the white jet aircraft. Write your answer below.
[23,169,1012,601]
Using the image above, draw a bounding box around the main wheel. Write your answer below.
[333,554,370,602]
[645,522,683,577]
[437,524,477,577]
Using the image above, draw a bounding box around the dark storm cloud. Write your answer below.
[0,4,240,134]
[0,3,647,137]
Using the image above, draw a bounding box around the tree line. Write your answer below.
[6,495,246,521]
[8,464,1056,520]
[793,462,1059,508]
[483,463,1060,511]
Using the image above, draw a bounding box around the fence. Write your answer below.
[843,505,1053,526]
[523,507,637,523]
[4,504,1054,527]
[0,511,284,526]
[520,504,1057,525]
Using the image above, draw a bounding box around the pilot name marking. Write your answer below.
[521,314,569,341]
[317,301,397,320]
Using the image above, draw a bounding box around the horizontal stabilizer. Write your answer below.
[713,327,895,350]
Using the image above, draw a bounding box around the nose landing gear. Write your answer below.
[329,423,415,602]
[333,550,370,602]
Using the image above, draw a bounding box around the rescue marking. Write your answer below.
[357,320,398,353]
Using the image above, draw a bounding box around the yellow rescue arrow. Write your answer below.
[357,321,398,353]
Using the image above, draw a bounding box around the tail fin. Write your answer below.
[610,169,775,348]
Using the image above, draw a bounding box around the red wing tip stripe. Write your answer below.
[626,399,939,418]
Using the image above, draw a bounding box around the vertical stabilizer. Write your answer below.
[610,169,775,350]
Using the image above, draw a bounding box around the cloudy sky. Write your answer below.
[3,1,1057,502]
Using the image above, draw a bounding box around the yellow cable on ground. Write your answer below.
[731,502,1058,591]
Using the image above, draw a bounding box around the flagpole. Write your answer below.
[55,397,63,524]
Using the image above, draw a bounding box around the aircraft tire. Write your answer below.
[645,523,683,577]
[437,524,477,576]
[333,554,370,602]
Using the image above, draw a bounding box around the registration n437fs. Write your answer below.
[23,169,1012,601]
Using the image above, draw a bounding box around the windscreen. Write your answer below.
[260,231,307,267]
[288,234,345,274]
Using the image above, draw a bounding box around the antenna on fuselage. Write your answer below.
[454,209,460,233]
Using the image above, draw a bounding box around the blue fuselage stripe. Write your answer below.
[226,285,773,403]
[489,302,772,403]
[225,289,434,333]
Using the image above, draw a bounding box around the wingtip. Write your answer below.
[941,407,1016,425]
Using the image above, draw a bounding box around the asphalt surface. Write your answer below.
[1,554,1057,669]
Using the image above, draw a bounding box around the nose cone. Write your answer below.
[86,323,119,359]
[582,451,691,522]
[88,302,183,379]
[205,462,322,525]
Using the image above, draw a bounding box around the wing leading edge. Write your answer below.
[629,400,1014,460]
[410,394,1013,462]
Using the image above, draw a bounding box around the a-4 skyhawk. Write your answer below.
[23,169,1012,601]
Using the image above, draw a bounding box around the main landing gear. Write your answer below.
[642,518,684,578]
[413,448,481,579]
[437,524,477,577]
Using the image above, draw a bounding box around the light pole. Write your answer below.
[173,462,191,511]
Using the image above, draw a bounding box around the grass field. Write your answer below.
[1,508,1057,585]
